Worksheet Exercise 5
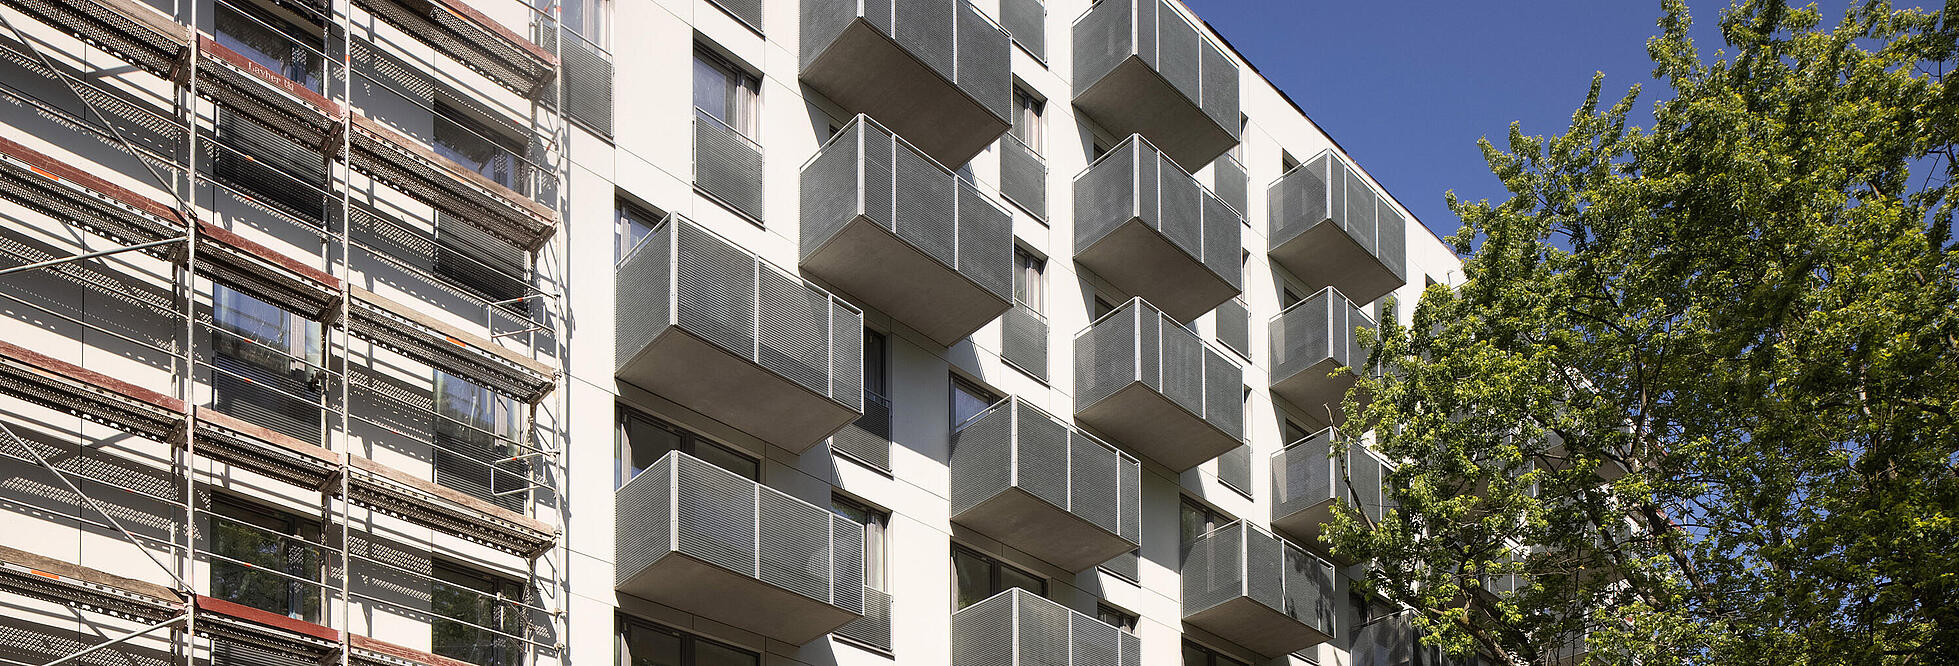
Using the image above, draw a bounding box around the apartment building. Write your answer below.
[0,1,1464,666]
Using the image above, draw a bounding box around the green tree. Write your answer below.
[1323,2,1959,664]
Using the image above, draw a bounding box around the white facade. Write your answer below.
[0,1,1462,666]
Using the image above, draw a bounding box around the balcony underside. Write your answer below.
[616,327,859,453]
[803,216,1010,346]
[1271,358,1358,423]
[1184,597,1333,659]
[1270,501,1362,564]
[1078,383,1238,472]
[952,488,1137,572]
[1075,58,1235,171]
[616,551,862,646]
[1076,218,1238,324]
[1270,220,1403,306]
[802,20,1008,167]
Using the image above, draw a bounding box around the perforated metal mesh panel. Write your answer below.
[897,0,956,80]
[757,269,830,394]
[673,454,753,575]
[957,181,1013,300]
[1000,135,1047,220]
[1274,153,1409,285]
[832,392,891,471]
[951,590,1015,666]
[1216,298,1250,357]
[1376,201,1408,284]
[675,222,756,358]
[1273,430,1338,521]
[1349,442,1385,525]
[1218,443,1251,495]
[1074,300,1137,409]
[1118,459,1141,543]
[895,141,958,267]
[831,515,865,611]
[708,0,762,30]
[837,587,892,651]
[949,402,1013,516]
[1156,5,1199,104]
[1073,140,1138,253]
[1072,0,1238,142]
[695,115,764,220]
[1072,612,1126,666]
[1017,588,1070,665]
[1202,191,1242,289]
[1212,155,1247,216]
[1159,320,1206,416]
[830,303,863,409]
[1343,166,1379,255]
[1245,526,1286,612]
[560,34,611,136]
[1283,542,1335,634]
[1156,149,1205,260]
[956,1,1012,122]
[1352,611,1418,666]
[1001,0,1045,58]
[1069,433,1120,534]
[1014,406,1069,511]
[1272,288,1332,383]
[614,221,672,369]
[758,490,831,601]
[1102,549,1139,581]
[1002,303,1049,381]
[1183,522,1243,615]
[1070,0,1130,96]
[614,454,674,585]
[1199,39,1239,132]
[800,0,852,67]
[800,122,863,260]
[1203,346,1243,438]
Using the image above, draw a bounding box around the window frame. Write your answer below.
[951,544,1046,610]
[208,495,322,622]
[615,405,760,487]
[949,375,1002,432]
[429,559,526,666]
[692,47,760,140]
[213,0,324,93]
[615,615,759,666]
[433,101,528,195]
[831,496,889,591]
[615,199,662,263]
[1096,603,1137,632]
[1179,496,1233,564]
[1013,247,1046,313]
[1011,87,1044,155]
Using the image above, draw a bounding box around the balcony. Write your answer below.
[999,133,1046,220]
[1074,136,1242,323]
[615,451,865,645]
[950,398,1141,572]
[1270,429,1391,561]
[1183,522,1336,658]
[800,0,1011,166]
[615,215,864,453]
[953,589,1141,666]
[1269,286,1373,419]
[1074,298,1243,471]
[1001,303,1047,381]
[1211,153,1247,216]
[800,116,1013,345]
[1268,151,1408,305]
[1072,0,1239,169]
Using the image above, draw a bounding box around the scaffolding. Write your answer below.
[0,3,570,666]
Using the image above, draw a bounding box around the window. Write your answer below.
[209,497,320,621]
[434,371,526,511]
[1280,151,1300,173]
[1180,497,1232,563]
[1093,296,1118,320]
[617,617,757,666]
[1183,640,1251,666]
[1013,247,1045,313]
[215,1,322,93]
[434,103,527,194]
[554,0,609,47]
[616,406,759,487]
[1281,288,1303,309]
[832,497,888,590]
[694,49,759,138]
[616,199,661,262]
[863,330,889,399]
[1011,87,1044,155]
[1091,141,1110,161]
[211,284,323,443]
[952,545,1044,609]
[950,376,1001,431]
[431,561,525,666]
[1284,419,1311,445]
[1229,115,1247,161]
[1096,604,1137,631]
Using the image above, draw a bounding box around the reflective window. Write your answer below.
[952,545,1044,609]
[211,284,323,443]
[431,561,525,666]
[1014,248,1045,313]
[435,372,526,510]
[1096,604,1137,631]
[209,497,320,621]
[616,618,755,666]
[616,406,759,487]
[434,103,527,194]
[1184,641,1250,666]
[1180,497,1232,563]
[831,497,888,590]
[616,200,661,262]
[694,49,759,138]
[950,376,1001,431]
[214,2,322,93]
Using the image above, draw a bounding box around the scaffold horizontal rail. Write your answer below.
[344,454,558,558]
[0,0,187,79]
[348,287,556,402]
[192,410,340,490]
[193,35,345,149]
[0,544,183,622]
[354,0,558,97]
[0,340,186,443]
[346,114,557,251]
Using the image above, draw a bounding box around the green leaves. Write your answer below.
[1327,2,1959,664]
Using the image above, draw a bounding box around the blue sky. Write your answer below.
[1181,1,1727,241]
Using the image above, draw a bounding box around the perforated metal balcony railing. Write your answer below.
[1270,286,1373,421]
[614,451,866,645]
[615,215,864,452]
[1183,521,1337,658]
[1271,428,1391,562]
[951,398,1141,572]
[1212,153,1247,216]
[999,133,1047,220]
[1074,298,1243,471]
[800,116,1013,345]
[1215,296,1250,358]
[696,111,764,221]
[800,0,1011,166]
[1268,151,1408,305]
[1074,135,1242,323]
[1072,0,1239,170]
[952,589,1142,666]
[1001,302,1048,381]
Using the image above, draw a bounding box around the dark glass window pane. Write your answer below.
[209,500,319,621]
[862,331,888,396]
[952,549,992,610]
[693,440,758,481]
[618,622,680,666]
[620,414,680,487]
[430,563,522,666]
[950,378,1000,430]
[999,564,1044,598]
[434,107,523,193]
[214,4,321,93]
[616,202,659,262]
[692,640,757,666]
